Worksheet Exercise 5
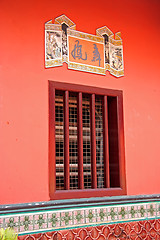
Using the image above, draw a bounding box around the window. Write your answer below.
[49,81,126,200]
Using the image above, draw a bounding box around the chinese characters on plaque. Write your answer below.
[45,15,124,77]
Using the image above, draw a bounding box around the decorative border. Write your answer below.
[0,200,160,235]
[45,15,124,77]
[54,15,76,30]
[68,63,106,75]
[68,29,104,43]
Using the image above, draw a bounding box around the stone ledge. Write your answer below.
[0,194,160,214]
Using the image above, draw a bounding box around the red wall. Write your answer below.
[0,0,160,204]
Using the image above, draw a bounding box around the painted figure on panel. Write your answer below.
[110,45,123,70]
[46,31,62,60]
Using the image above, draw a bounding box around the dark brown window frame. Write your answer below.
[49,81,126,200]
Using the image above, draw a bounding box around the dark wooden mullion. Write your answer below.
[78,92,84,189]
[90,94,97,189]
[49,85,56,197]
[117,94,126,190]
[64,91,70,190]
[103,95,110,188]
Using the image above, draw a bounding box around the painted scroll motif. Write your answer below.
[45,15,124,77]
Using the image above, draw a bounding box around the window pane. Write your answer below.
[55,89,121,191]
[82,95,91,189]
[55,91,64,190]
[69,93,78,189]
[95,96,104,188]
[108,96,120,187]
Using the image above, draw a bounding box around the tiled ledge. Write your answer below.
[0,195,160,235]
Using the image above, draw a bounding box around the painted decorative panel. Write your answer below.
[45,15,124,77]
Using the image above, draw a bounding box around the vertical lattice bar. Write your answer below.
[64,90,70,190]
[103,95,110,188]
[78,92,84,189]
[91,94,97,189]
[83,95,91,189]
[69,93,78,189]
[95,96,104,188]
[55,91,64,190]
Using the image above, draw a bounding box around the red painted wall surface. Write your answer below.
[0,0,160,204]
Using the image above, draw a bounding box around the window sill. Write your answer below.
[50,188,126,200]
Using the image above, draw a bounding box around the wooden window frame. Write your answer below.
[49,81,126,200]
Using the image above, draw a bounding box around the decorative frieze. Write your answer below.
[45,15,124,77]
[0,198,160,235]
